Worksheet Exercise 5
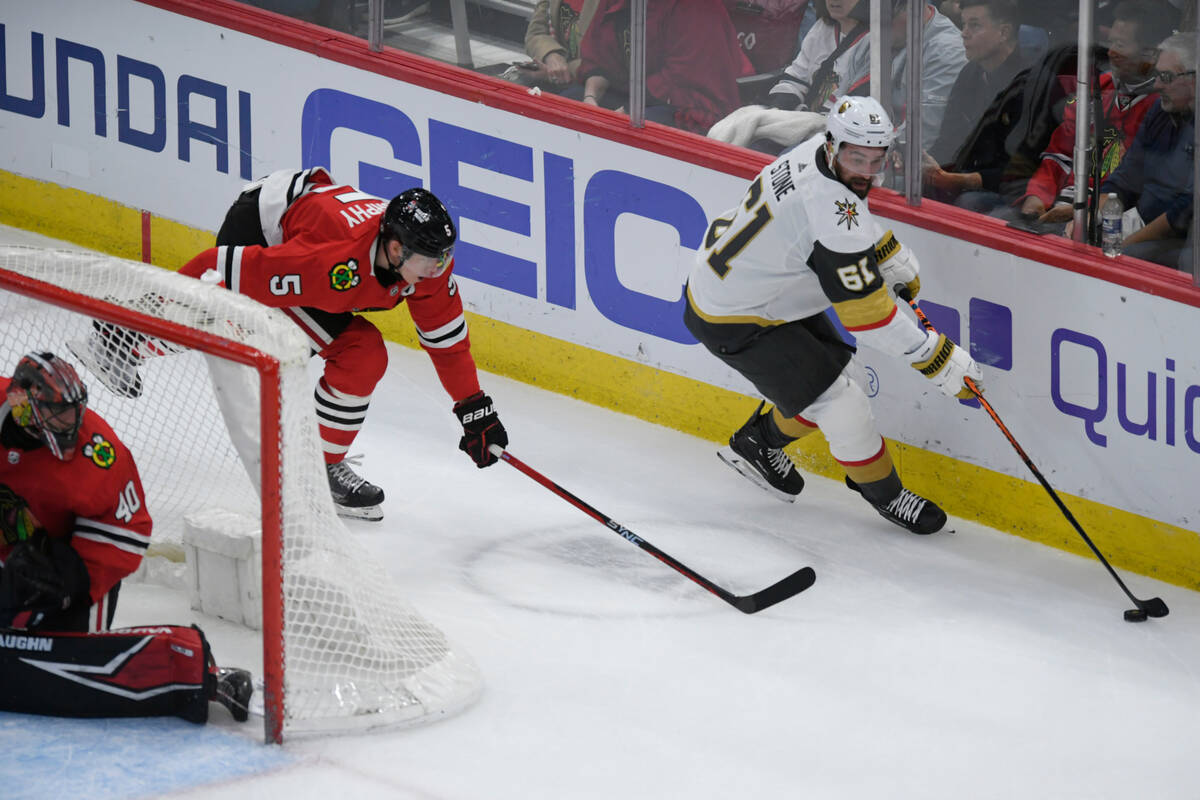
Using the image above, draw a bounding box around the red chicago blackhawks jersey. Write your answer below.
[0,381,153,606]
[180,169,480,401]
[1023,72,1157,207]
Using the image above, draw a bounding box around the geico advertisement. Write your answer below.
[1,2,1197,529]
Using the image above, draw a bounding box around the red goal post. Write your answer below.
[0,246,481,742]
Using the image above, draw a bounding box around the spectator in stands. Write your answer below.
[576,0,749,134]
[1018,0,1173,226]
[889,0,969,154]
[938,0,963,26]
[522,0,600,89]
[920,0,1031,211]
[1094,33,1196,268]
[765,0,872,112]
[928,0,1026,165]
[708,0,963,152]
[728,0,819,79]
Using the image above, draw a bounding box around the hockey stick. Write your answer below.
[894,286,1168,621]
[488,445,816,613]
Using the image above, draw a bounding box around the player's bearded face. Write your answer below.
[833,144,888,198]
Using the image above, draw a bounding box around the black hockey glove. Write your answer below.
[454,392,507,468]
[0,536,90,617]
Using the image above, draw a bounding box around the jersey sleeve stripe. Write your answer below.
[417,316,469,341]
[220,245,245,294]
[76,518,153,545]
[416,318,469,349]
[73,530,149,556]
[286,170,306,205]
[834,291,896,331]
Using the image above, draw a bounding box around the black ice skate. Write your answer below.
[327,456,385,521]
[214,667,254,723]
[68,322,145,398]
[717,403,805,502]
[845,477,947,534]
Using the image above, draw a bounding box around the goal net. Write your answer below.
[0,246,481,742]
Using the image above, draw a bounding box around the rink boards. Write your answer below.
[0,0,1198,588]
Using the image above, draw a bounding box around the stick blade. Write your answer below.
[1139,597,1169,618]
[732,566,816,614]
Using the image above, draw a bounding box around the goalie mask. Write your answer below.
[6,352,88,461]
[380,188,457,278]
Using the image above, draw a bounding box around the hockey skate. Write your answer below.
[68,322,145,398]
[845,477,947,534]
[717,403,805,502]
[214,667,253,722]
[327,455,385,521]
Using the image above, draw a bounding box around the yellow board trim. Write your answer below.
[4,171,1197,591]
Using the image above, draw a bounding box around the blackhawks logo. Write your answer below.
[0,484,36,544]
[835,199,860,230]
[330,259,361,291]
[83,433,116,469]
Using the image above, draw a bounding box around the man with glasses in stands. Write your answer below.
[1095,32,1196,269]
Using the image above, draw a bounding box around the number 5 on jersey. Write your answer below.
[704,177,773,279]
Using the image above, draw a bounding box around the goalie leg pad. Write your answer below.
[0,624,216,724]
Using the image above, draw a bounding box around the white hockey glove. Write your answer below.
[908,330,983,399]
[874,231,921,299]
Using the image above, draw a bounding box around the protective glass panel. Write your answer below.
[708,0,870,154]
[232,0,367,35]
[917,0,1194,274]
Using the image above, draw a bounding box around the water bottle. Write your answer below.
[1101,193,1123,258]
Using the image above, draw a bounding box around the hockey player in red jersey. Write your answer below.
[0,352,252,723]
[685,97,983,534]
[1,352,151,632]
[76,169,508,522]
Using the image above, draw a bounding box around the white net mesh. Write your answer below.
[0,246,481,739]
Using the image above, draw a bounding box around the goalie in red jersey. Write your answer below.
[75,169,508,522]
[0,352,251,724]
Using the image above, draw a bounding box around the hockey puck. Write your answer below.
[1124,608,1149,622]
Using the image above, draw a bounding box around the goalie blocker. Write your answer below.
[0,624,252,724]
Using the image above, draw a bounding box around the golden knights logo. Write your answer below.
[835,199,860,230]
[329,259,361,291]
[83,434,116,469]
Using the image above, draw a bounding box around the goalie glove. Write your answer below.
[874,230,921,299]
[0,536,90,618]
[454,392,508,468]
[909,330,983,399]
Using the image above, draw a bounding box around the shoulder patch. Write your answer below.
[834,198,861,230]
[82,434,116,469]
[330,259,361,291]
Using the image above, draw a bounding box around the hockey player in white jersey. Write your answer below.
[684,96,983,534]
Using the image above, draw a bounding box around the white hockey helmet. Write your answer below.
[825,96,896,154]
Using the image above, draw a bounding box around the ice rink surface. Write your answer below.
[2,226,1198,800]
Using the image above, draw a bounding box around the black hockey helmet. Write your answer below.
[380,188,457,265]
[6,352,88,461]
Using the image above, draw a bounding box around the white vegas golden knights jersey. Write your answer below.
[686,138,925,359]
